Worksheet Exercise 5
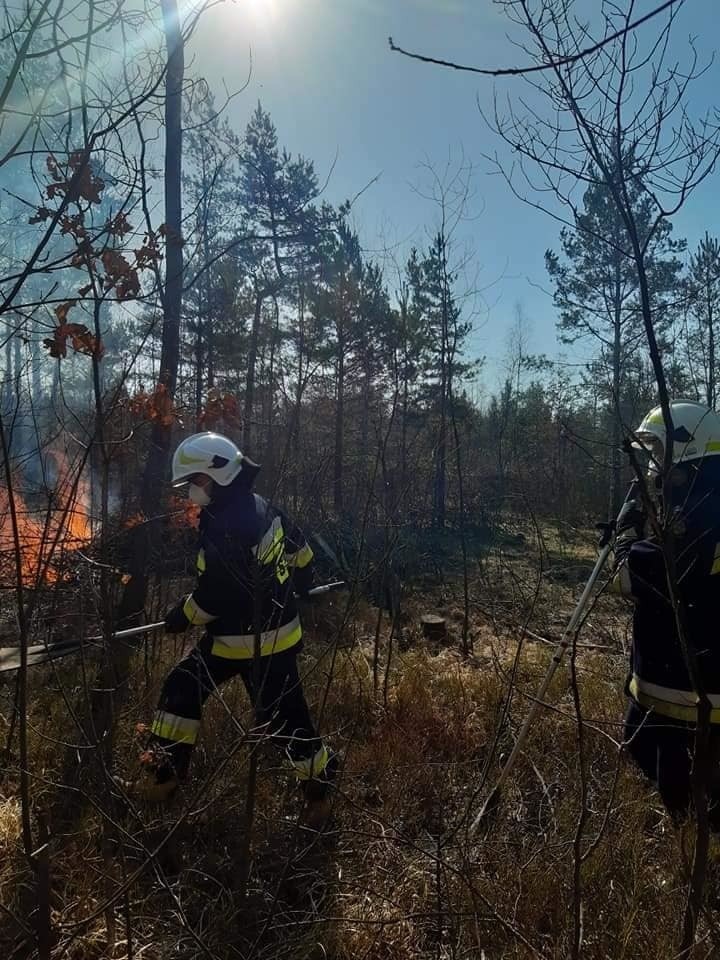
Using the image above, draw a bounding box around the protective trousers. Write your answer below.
[148,635,332,785]
[625,701,720,829]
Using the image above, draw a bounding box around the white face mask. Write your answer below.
[188,482,212,507]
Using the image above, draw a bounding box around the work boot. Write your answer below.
[298,751,339,831]
[113,744,180,805]
[113,773,179,805]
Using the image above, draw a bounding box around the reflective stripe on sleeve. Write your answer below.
[253,516,284,565]
[629,675,720,723]
[211,615,302,660]
[287,543,314,569]
[291,744,330,781]
[150,712,200,745]
[183,594,216,626]
[252,516,290,584]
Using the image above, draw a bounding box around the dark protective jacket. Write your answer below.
[180,478,314,660]
[616,461,720,722]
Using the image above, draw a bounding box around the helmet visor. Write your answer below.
[171,471,205,489]
[632,433,663,474]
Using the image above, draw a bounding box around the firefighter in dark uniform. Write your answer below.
[614,400,720,826]
[123,432,337,824]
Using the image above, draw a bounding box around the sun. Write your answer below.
[246,0,279,22]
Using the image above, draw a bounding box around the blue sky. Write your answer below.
[190,0,720,388]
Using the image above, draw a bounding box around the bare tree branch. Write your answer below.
[388,0,680,78]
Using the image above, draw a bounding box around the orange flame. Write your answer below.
[0,450,93,584]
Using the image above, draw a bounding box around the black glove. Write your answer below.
[164,600,190,634]
[595,521,613,548]
[293,565,315,601]
[615,497,645,542]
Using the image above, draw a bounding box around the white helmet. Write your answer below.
[633,400,720,465]
[171,432,244,487]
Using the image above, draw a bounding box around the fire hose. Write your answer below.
[0,580,346,673]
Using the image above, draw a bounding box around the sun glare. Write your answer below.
[247,0,279,23]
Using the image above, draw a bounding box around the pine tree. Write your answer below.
[408,232,474,527]
[684,233,720,408]
[234,103,329,452]
[310,221,363,514]
[545,164,684,513]
[182,87,235,424]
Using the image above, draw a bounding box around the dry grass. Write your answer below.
[0,533,717,959]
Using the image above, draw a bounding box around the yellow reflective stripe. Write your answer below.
[287,543,313,569]
[706,441,720,453]
[629,676,720,724]
[712,557,720,576]
[254,517,284,565]
[211,616,302,660]
[253,516,290,584]
[197,548,206,573]
[183,594,216,626]
[292,744,330,781]
[150,712,200,744]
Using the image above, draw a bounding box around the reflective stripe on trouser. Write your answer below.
[629,674,720,723]
[211,615,302,660]
[289,743,330,781]
[148,638,326,783]
[150,711,201,745]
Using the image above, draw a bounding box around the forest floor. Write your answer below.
[0,522,715,959]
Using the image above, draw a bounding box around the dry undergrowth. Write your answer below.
[0,533,714,959]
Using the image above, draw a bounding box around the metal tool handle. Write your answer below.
[302,580,346,597]
[108,583,345,640]
[470,540,614,832]
[0,581,350,673]
[110,621,166,641]
[85,582,350,644]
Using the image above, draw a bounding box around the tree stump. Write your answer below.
[421,614,447,643]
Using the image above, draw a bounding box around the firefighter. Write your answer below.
[121,432,337,826]
[614,400,720,826]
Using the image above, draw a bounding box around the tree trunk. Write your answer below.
[194,311,203,427]
[116,0,184,630]
[263,299,280,479]
[243,291,263,452]
[434,239,449,530]
[334,345,345,514]
[435,391,447,528]
[30,316,42,406]
[2,332,12,418]
[195,149,213,425]
[360,361,370,501]
[291,284,305,512]
[400,319,409,501]
[610,258,623,518]
[204,191,214,393]
[707,279,715,409]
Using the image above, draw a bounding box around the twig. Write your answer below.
[388,2,679,78]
